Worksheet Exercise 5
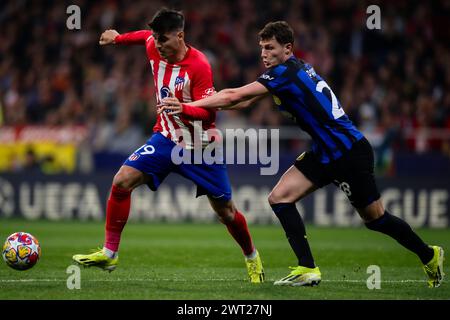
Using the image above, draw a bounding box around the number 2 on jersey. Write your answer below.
[316,80,345,119]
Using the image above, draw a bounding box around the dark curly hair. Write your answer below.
[258,21,294,45]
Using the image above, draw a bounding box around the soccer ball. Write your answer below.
[2,232,41,270]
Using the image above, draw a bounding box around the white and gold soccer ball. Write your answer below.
[2,232,41,270]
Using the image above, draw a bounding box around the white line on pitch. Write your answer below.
[0,279,429,283]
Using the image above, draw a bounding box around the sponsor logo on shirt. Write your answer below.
[260,74,274,81]
[201,87,215,98]
[160,86,172,113]
[306,67,317,78]
[160,86,171,99]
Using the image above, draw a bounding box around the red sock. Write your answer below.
[224,211,255,256]
[104,185,132,252]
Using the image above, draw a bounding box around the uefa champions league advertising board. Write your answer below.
[0,173,448,228]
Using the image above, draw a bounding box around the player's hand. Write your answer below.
[99,29,120,45]
[157,97,183,115]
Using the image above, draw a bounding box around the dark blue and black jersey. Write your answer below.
[257,56,364,163]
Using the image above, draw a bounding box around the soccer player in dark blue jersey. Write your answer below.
[159,21,444,288]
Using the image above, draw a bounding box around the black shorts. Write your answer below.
[294,137,381,208]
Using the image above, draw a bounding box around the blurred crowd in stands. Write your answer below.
[1,0,450,174]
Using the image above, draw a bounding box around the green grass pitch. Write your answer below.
[0,218,448,300]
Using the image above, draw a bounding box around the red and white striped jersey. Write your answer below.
[115,30,216,149]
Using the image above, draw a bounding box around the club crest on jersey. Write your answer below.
[174,76,185,91]
[128,153,140,161]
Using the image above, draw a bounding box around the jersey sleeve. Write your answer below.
[191,59,216,101]
[114,30,153,45]
[184,58,216,121]
[257,64,289,94]
[182,104,215,122]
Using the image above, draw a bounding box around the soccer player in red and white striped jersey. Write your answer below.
[114,25,216,148]
[73,8,264,283]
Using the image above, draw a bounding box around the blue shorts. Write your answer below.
[123,132,232,201]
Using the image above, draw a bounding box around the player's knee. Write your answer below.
[357,200,384,223]
[112,168,141,190]
[268,192,278,205]
[216,211,234,224]
[214,203,236,224]
[112,174,131,190]
[268,190,286,205]
[219,209,236,224]
[218,213,234,224]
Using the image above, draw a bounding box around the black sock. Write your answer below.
[271,203,316,268]
[365,211,434,264]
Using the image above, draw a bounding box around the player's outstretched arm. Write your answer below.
[157,94,264,114]
[227,95,268,110]
[100,30,152,46]
[99,29,120,45]
[160,81,269,113]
